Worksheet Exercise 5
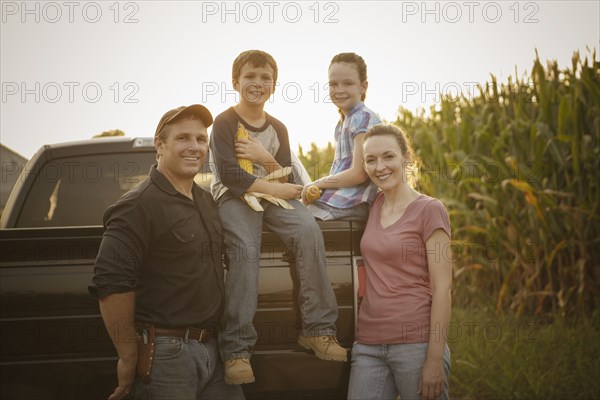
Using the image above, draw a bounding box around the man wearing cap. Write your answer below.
[89,105,244,400]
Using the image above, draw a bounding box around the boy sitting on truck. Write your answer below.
[209,50,347,385]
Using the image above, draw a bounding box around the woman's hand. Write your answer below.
[418,357,445,400]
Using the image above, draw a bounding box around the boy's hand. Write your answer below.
[236,137,271,165]
[272,183,303,200]
[300,184,311,205]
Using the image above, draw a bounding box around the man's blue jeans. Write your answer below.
[133,337,244,399]
[348,342,451,400]
[217,192,339,361]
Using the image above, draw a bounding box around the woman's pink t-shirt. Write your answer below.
[356,192,451,344]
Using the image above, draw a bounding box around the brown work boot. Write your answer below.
[298,335,347,362]
[224,358,255,385]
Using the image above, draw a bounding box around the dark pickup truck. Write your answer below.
[0,137,364,400]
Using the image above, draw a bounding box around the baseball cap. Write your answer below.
[154,104,213,137]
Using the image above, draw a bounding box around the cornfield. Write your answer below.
[395,50,600,318]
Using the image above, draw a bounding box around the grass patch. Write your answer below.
[448,307,600,399]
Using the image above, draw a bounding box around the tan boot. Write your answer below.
[224,358,255,385]
[298,335,347,362]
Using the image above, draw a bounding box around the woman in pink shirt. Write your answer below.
[348,124,452,400]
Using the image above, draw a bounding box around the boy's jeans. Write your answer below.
[348,342,451,400]
[217,192,339,361]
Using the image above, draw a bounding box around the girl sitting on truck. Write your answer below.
[301,52,381,221]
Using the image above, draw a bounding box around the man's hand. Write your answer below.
[99,292,137,400]
[107,355,136,400]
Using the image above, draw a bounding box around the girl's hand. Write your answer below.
[301,184,322,205]
[300,184,311,205]
[235,137,270,164]
[418,358,445,400]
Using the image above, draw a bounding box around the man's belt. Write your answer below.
[154,326,215,342]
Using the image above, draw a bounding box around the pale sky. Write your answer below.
[1,0,599,159]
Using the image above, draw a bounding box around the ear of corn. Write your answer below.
[236,123,295,211]
[305,185,322,204]
[236,122,253,174]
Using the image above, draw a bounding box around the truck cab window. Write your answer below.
[16,154,154,228]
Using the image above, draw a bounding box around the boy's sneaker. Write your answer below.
[298,335,347,362]
[224,358,255,385]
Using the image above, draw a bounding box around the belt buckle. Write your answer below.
[184,327,204,343]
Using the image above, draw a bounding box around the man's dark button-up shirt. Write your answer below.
[89,165,225,328]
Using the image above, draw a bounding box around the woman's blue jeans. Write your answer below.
[348,342,451,400]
